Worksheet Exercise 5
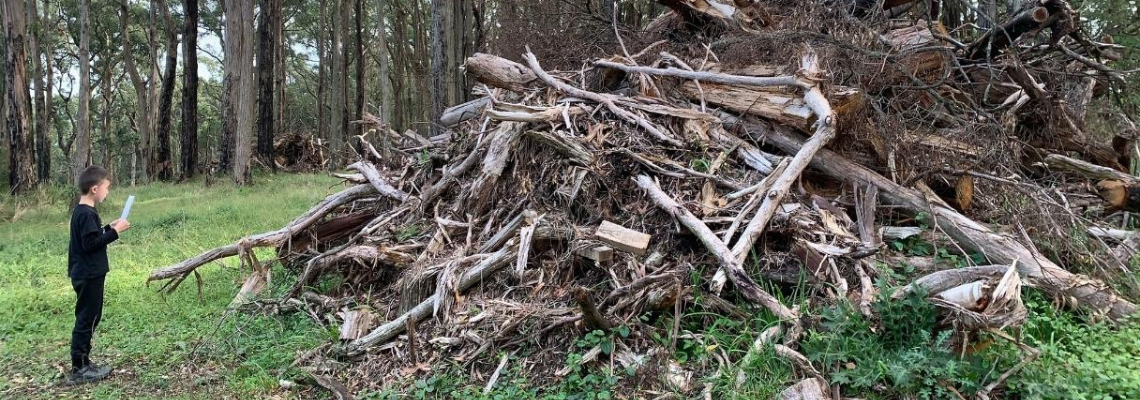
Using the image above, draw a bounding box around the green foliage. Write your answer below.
[801,288,989,399]
[1007,293,1140,399]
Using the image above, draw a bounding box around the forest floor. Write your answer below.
[1,173,1138,399]
[0,173,339,399]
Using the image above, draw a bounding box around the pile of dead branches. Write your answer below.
[151,0,1138,397]
[273,132,328,172]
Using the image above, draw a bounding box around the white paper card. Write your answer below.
[121,195,136,221]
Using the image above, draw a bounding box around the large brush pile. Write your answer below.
[150,1,1138,398]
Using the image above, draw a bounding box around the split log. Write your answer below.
[149,184,378,283]
[465,122,526,213]
[744,119,1137,321]
[635,175,798,321]
[464,53,537,92]
[340,309,377,340]
[893,265,1009,299]
[592,59,861,132]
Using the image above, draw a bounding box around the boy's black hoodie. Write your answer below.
[68,204,119,279]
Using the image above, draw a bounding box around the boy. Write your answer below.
[67,166,130,384]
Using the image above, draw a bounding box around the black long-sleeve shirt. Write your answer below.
[68,204,119,279]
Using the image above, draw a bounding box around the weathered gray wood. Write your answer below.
[635,175,798,321]
[743,119,1138,322]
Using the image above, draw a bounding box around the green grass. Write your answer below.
[0,173,342,399]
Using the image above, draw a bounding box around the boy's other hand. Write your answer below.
[111,219,131,233]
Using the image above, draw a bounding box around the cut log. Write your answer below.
[864,20,950,93]
[464,53,537,92]
[966,6,1051,60]
[576,246,614,263]
[742,119,1137,322]
[1097,180,1140,212]
[1043,153,1140,210]
[595,221,651,256]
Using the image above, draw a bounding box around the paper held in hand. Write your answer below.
[121,195,136,221]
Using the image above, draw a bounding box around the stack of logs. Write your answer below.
[150,0,1137,397]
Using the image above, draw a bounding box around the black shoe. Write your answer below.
[66,364,112,385]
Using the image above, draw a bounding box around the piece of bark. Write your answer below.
[149,185,377,282]
[340,309,377,340]
[778,377,831,400]
[573,287,614,331]
[441,97,490,127]
[596,221,651,256]
[311,374,355,400]
[743,119,1137,321]
[635,175,798,321]
[464,53,537,92]
[465,122,526,213]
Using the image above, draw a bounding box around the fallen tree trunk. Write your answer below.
[441,97,490,127]
[149,184,378,282]
[743,119,1137,322]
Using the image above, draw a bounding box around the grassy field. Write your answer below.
[0,173,342,399]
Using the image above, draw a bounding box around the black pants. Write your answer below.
[70,274,105,371]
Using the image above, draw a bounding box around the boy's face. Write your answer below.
[89,179,112,203]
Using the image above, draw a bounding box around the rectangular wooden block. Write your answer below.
[595,221,650,255]
[576,246,614,262]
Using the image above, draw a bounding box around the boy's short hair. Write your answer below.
[78,166,110,195]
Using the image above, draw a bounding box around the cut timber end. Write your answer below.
[1098,180,1140,212]
[576,246,615,263]
[596,221,651,255]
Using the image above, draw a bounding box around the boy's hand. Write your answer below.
[111,219,131,233]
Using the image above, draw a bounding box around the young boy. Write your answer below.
[67,166,130,384]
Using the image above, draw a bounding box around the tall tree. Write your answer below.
[329,0,346,165]
[429,0,446,139]
[180,0,199,179]
[73,0,93,179]
[120,0,155,183]
[255,0,279,168]
[218,0,234,173]
[375,0,392,128]
[316,0,328,160]
[273,0,284,159]
[29,0,52,183]
[353,0,363,139]
[223,0,255,184]
[3,0,36,194]
[154,0,178,181]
